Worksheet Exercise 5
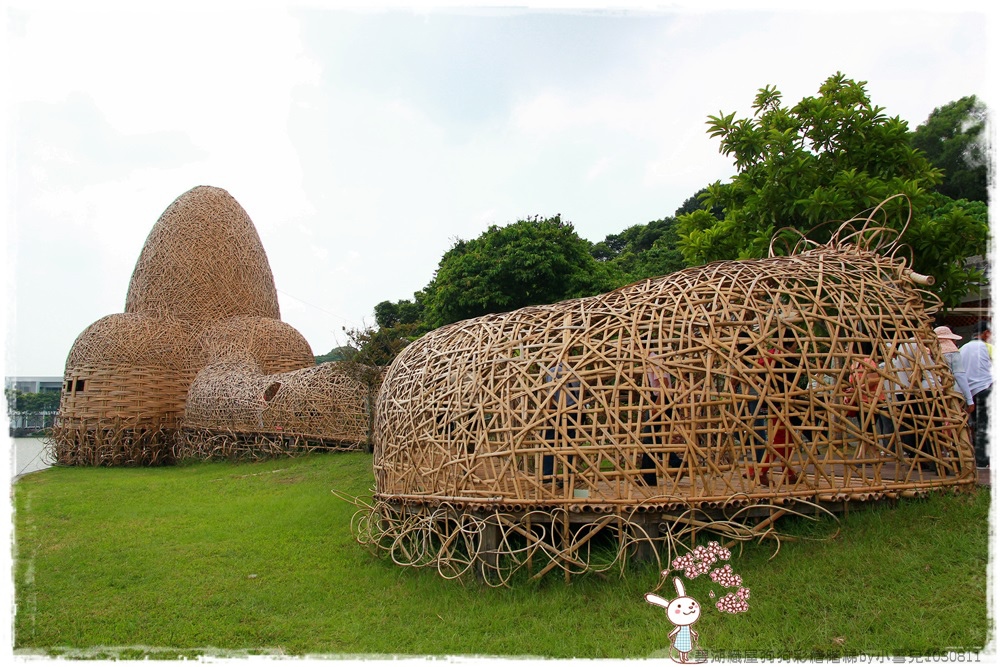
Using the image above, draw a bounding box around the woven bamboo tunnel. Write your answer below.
[368,225,976,582]
[53,185,367,464]
[177,359,369,460]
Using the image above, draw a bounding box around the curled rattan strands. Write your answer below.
[336,489,851,587]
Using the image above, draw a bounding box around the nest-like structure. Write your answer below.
[177,359,369,460]
[53,186,367,464]
[364,210,976,583]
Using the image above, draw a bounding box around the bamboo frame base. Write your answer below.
[175,427,365,461]
[49,417,180,466]
[348,479,963,587]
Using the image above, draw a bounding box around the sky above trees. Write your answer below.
[3,0,995,376]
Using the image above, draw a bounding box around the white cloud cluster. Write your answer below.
[3,2,994,376]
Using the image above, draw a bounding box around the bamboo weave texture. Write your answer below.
[53,186,367,464]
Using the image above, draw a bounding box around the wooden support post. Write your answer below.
[564,512,571,584]
[634,515,661,563]
[477,515,500,582]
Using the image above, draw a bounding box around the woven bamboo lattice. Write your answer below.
[177,358,369,460]
[53,186,367,464]
[362,206,977,584]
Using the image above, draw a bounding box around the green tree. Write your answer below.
[424,215,618,327]
[6,389,61,434]
[315,346,356,364]
[675,187,724,219]
[373,297,425,329]
[6,389,61,414]
[910,96,989,203]
[593,217,685,284]
[677,72,988,308]
[907,196,989,307]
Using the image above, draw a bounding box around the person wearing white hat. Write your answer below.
[935,326,974,410]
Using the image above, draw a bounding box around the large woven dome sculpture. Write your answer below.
[53,186,367,465]
[363,206,975,584]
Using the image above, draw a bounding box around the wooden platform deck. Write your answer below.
[380,459,978,518]
[485,459,975,509]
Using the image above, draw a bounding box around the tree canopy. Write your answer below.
[314,346,356,364]
[909,95,989,203]
[423,215,618,328]
[677,72,988,308]
[592,217,685,284]
[373,298,425,330]
[6,389,61,414]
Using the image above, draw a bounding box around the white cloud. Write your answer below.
[3,3,995,376]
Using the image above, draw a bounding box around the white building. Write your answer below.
[5,376,63,434]
[5,376,63,394]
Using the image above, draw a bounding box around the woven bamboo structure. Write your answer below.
[177,358,368,460]
[53,186,367,464]
[363,208,976,583]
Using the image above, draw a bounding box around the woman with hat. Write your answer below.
[935,326,974,412]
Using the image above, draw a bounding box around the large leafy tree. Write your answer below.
[373,297,425,329]
[424,215,618,327]
[909,95,989,203]
[677,73,988,308]
[314,346,355,364]
[6,389,61,414]
[592,217,685,284]
[675,187,724,219]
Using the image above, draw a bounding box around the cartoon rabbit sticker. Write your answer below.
[646,577,702,663]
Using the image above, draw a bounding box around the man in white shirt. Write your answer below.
[959,321,992,467]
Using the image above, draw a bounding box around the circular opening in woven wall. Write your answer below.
[263,382,282,402]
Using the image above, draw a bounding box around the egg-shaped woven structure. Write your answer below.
[124,186,281,321]
[52,186,368,464]
[364,216,975,583]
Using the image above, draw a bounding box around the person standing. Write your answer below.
[638,351,682,486]
[747,326,801,486]
[844,356,889,458]
[960,321,992,468]
[935,326,974,411]
[888,337,945,472]
[542,362,580,489]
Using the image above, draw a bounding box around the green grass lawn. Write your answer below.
[12,452,993,659]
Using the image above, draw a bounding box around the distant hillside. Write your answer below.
[315,346,356,364]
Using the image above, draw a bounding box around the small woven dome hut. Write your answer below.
[56,312,205,464]
[197,316,316,375]
[53,186,368,464]
[365,214,976,583]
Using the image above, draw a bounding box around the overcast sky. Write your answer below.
[2,0,995,378]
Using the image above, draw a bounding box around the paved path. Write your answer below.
[11,437,52,480]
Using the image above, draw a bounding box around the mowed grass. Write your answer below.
[12,452,992,659]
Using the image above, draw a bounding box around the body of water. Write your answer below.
[11,437,53,479]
